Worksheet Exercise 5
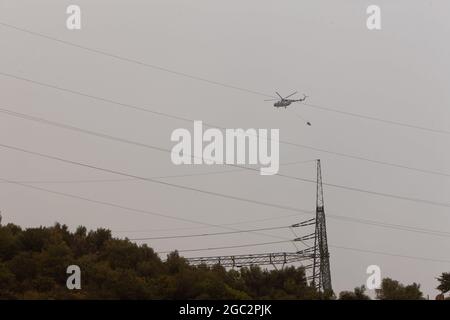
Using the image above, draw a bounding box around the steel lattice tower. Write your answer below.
[311,159,332,293]
[184,159,332,294]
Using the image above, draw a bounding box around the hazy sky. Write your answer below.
[0,0,449,297]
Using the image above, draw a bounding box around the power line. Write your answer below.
[18,152,446,240]
[112,213,302,233]
[2,109,450,235]
[301,102,450,136]
[0,22,273,98]
[2,105,450,206]
[128,215,450,241]
[2,141,449,209]
[0,176,301,251]
[0,107,314,184]
[156,239,293,254]
[0,156,313,184]
[129,224,297,241]
[1,21,448,136]
[0,177,298,244]
[1,73,449,180]
[0,173,237,184]
[0,106,316,182]
[0,71,195,122]
[278,139,450,178]
[328,215,450,238]
[5,170,445,265]
[330,244,450,264]
[1,141,450,239]
[0,111,448,236]
[10,179,449,265]
[279,172,450,208]
[112,212,450,238]
[129,215,450,242]
[0,139,450,255]
[0,106,448,208]
[1,172,448,240]
[0,142,313,211]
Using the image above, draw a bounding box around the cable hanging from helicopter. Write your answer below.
[265,91,311,126]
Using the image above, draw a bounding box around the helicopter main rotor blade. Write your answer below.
[292,94,308,102]
[264,98,277,101]
[275,92,283,99]
[284,91,298,99]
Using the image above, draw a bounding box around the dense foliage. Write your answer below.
[375,278,424,300]
[0,222,447,300]
[338,286,370,300]
[0,222,319,299]
[437,273,450,294]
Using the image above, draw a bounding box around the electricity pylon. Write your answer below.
[184,159,332,293]
[311,159,332,293]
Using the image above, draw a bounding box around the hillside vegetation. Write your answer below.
[0,222,318,299]
[1,222,447,300]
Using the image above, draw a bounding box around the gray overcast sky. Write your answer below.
[0,0,449,297]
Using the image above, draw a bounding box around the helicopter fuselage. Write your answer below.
[274,99,294,108]
[269,92,307,108]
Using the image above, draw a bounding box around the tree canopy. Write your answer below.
[437,272,450,294]
[338,285,370,300]
[0,222,319,299]
[375,278,424,300]
[0,222,446,300]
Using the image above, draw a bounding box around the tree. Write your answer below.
[0,226,19,260]
[0,220,437,300]
[376,278,424,300]
[339,285,370,300]
[437,272,450,294]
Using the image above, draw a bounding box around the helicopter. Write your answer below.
[265,91,312,126]
[265,91,308,108]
